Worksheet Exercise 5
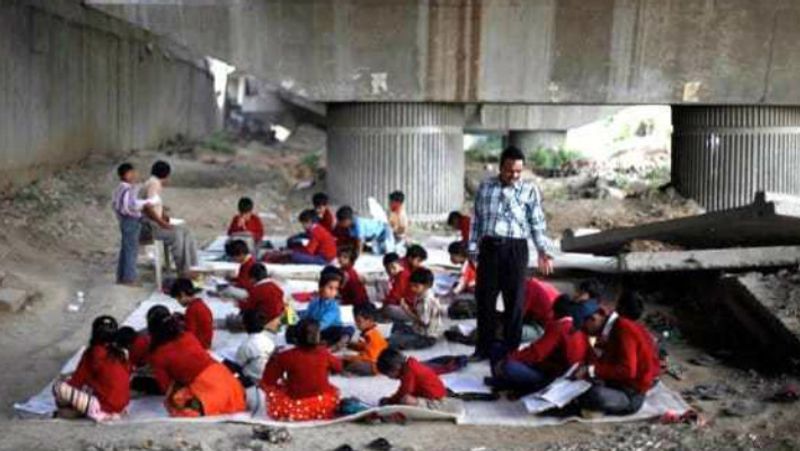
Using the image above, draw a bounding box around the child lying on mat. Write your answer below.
[53,316,132,421]
[343,303,388,376]
[289,267,354,350]
[377,348,460,413]
[261,318,343,421]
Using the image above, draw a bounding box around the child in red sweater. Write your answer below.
[224,263,285,332]
[223,239,256,296]
[447,211,471,243]
[377,348,461,412]
[261,318,343,421]
[313,192,335,233]
[53,316,131,421]
[337,246,369,306]
[290,209,338,265]
[170,278,213,349]
[573,302,661,415]
[148,313,246,417]
[381,253,414,322]
[227,197,265,248]
[447,240,476,296]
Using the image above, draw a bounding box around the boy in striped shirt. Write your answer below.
[111,163,152,285]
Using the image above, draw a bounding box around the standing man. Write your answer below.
[468,146,553,361]
[141,161,199,277]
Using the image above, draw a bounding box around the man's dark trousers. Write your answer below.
[475,237,529,357]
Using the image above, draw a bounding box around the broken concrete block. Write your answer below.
[0,288,29,312]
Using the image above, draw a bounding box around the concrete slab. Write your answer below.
[0,288,29,312]
[619,246,800,273]
[562,192,800,256]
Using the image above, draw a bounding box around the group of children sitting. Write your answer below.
[59,190,661,423]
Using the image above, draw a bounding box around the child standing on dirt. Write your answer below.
[53,316,131,421]
[112,163,151,285]
[227,196,265,249]
[170,278,213,349]
[260,318,343,421]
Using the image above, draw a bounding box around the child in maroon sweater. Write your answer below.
[337,246,369,306]
[377,348,460,412]
[261,318,343,421]
[291,209,338,265]
[170,278,213,349]
[227,197,265,247]
[53,316,131,421]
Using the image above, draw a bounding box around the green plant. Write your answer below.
[528,146,583,170]
[465,135,503,163]
[202,131,236,154]
[301,152,321,171]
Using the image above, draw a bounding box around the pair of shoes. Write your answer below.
[252,425,291,444]
[366,437,392,451]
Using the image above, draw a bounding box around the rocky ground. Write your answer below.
[0,133,798,451]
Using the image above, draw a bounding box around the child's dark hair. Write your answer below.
[238,197,254,213]
[577,279,602,300]
[295,318,321,348]
[151,160,171,179]
[90,315,119,348]
[312,192,329,207]
[354,302,378,321]
[500,145,525,166]
[115,326,138,350]
[319,266,344,289]
[249,263,268,282]
[148,313,183,350]
[170,277,199,299]
[617,291,645,321]
[242,309,268,334]
[377,347,406,376]
[447,211,462,227]
[117,162,134,179]
[336,205,354,222]
[405,244,428,261]
[409,268,434,286]
[337,245,358,262]
[146,304,171,324]
[225,239,250,258]
[382,252,401,267]
[389,191,405,203]
[447,240,467,256]
[298,209,318,224]
[552,294,575,320]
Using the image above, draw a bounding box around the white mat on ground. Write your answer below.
[15,292,689,427]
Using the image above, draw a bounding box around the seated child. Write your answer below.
[290,209,337,265]
[380,252,413,322]
[447,211,471,243]
[447,240,476,296]
[148,313,246,417]
[336,205,395,256]
[343,303,389,376]
[224,263,284,332]
[521,276,562,343]
[313,192,335,233]
[377,348,459,413]
[388,190,409,244]
[487,295,589,394]
[170,278,213,349]
[404,244,428,272]
[225,310,276,387]
[337,246,369,306]
[227,196,265,248]
[223,239,256,296]
[53,316,131,421]
[127,306,171,395]
[261,318,343,421]
[388,268,443,350]
[573,302,661,416]
[293,268,355,349]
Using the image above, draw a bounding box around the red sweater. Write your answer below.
[68,345,131,413]
[228,213,264,243]
[340,266,369,306]
[184,298,213,349]
[384,268,412,306]
[302,224,337,261]
[386,357,446,404]
[523,278,561,325]
[234,255,256,291]
[129,333,151,368]
[242,280,285,323]
[592,317,661,394]
[261,346,342,399]
[458,216,471,242]
[509,317,589,376]
[319,208,335,232]
[333,225,355,248]
[149,332,214,392]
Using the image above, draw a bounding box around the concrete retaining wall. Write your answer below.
[0,0,218,192]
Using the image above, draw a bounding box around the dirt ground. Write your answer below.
[1,137,799,451]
